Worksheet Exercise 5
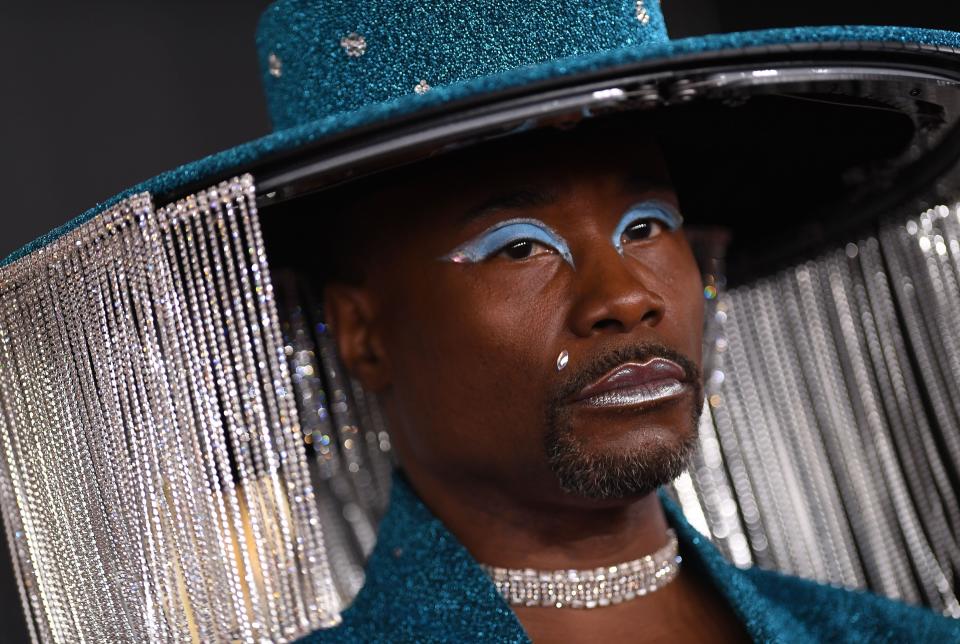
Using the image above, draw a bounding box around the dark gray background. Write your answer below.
[2,1,960,640]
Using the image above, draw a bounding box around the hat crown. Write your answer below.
[256,0,668,131]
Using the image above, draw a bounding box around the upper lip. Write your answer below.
[572,358,687,402]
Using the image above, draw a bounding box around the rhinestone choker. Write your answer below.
[480,528,681,609]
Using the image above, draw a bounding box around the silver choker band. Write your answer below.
[479,528,681,609]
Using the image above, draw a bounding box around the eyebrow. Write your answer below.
[456,174,674,225]
[459,187,560,224]
[623,174,674,197]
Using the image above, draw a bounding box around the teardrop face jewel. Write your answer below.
[556,350,570,371]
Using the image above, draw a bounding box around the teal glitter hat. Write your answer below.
[5,0,960,270]
[4,1,960,642]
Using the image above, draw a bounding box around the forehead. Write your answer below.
[281,118,676,284]
[354,119,672,227]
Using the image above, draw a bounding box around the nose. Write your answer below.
[567,246,666,337]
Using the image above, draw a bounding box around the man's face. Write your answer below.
[327,125,705,507]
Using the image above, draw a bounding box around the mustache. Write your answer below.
[550,341,702,405]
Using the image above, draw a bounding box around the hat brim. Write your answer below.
[5,24,960,275]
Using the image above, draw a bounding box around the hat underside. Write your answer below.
[4,36,960,277]
[249,53,960,284]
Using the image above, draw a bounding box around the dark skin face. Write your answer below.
[325,127,750,642]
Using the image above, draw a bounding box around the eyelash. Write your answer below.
[495,238,554,260]
[441,201,682,266]
[621,218,665,242]
[440,218,575,267]
[612,201,683,255]
[493,213,666,260]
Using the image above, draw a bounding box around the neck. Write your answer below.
[400,467,673,571]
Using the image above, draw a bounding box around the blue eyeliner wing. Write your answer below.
[441,218,575,267]
[611,200,684,254]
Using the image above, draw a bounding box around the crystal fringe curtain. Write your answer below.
[685,201,960,618]
[0,176,340,643]
[4,173,960,643]
[271,270,394,607]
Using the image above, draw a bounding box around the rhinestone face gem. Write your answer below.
[340,32,367,57]
[556,350,569,371]
[268,52,283,77]
[414,80,431,95]
[635,0,651,24]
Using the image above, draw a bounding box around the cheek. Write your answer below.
[627,238,705,354]
[663,245,706,362]
[382,263,567,467]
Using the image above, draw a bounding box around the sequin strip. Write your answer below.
[0,176,340,642]
[684,202,960,618]
[481,529,680,608]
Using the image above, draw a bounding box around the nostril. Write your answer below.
[641,309,660,324]
[591,318,624,332]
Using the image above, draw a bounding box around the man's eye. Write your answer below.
[496,239,554,260]
[622,218,664,243]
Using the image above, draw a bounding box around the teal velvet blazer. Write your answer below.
[299,475,960,643]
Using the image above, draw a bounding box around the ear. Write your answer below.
[323,284,391,392]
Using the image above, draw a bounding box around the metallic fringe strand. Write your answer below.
[4,172,960,644]
[0,176,340,643]
[683,201,960,619]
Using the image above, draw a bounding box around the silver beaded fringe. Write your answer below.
[0,176,341,643]
[681,197,960,619]
[481,529,680,608]
[3,169,960,644]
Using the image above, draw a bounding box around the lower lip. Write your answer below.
[576,379,688,409]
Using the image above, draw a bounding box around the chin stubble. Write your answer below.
[543,343,704,500]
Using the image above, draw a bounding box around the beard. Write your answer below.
[544,342,703,500]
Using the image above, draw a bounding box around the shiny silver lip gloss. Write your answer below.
[581,379,687,408]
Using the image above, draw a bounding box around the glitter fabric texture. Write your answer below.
[255,0,669,130]
[298,474,528,643]
[5,1,960,267]
[298,474,960,643]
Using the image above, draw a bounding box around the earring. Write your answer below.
[556,349,570,371]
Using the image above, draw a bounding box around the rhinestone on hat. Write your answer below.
[414,79,432,95]
[268,52,283,77]
[635,0,651,24]
[340,32,367,57]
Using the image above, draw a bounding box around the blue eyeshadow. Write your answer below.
[440,218,575,268]
[611,200,684,255]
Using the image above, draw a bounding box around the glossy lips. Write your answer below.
[572,358,688,409]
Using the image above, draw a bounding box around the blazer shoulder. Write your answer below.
[743,566,960,643]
